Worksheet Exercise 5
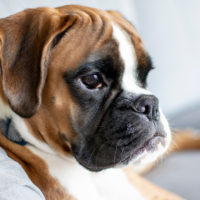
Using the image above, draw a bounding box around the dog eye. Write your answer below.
[81,74,103,89]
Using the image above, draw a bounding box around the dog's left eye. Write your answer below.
[81,74,103,89]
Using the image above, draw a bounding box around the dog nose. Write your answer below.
[134,95,160,121]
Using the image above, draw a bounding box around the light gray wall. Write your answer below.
[134,0,200,116]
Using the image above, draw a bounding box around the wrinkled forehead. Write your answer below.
[55,6,153,92]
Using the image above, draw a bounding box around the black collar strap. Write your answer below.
[0,118,27,146]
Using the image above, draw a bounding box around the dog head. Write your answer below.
[0,5,171,171]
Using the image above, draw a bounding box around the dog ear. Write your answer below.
[0,8,76,117]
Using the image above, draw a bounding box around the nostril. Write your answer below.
[144,105,151,115]
[134,95,159,121]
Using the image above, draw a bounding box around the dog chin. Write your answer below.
[73,135,171,172]
[117,110,171,167]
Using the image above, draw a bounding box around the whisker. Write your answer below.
[94,141,108,170]
[113,143,118,164]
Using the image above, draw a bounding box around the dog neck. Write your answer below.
[0,92,56,154]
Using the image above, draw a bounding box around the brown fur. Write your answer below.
[169,130,200,152]
[0,5,150,159]
[0,5,188,200]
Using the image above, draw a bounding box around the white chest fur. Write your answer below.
[28,146,146,200]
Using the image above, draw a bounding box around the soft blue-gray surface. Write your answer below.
[0,147,45,200]
[145,151,200,200]
[169,103,200,130]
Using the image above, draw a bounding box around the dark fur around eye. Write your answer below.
[137,55,154,88]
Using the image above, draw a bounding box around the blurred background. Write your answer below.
[0,0,200,199]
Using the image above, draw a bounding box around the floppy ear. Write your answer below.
[0,8,76,118]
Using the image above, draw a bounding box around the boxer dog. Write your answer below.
[0,5,182,200]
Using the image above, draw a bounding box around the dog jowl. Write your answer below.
[0,6,171,173]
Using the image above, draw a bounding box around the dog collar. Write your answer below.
[0,118,27,146]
